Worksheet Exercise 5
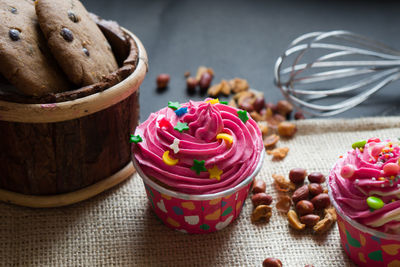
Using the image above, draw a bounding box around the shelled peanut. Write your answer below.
[250,179,273,223]
[272,169,336,234]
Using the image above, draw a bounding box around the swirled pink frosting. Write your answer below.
[329,139,400,234]
[133,100,263,195]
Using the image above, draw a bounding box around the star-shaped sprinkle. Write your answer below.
[169,138,180,154]
[174,107,188,117]
[130,134,143,144]
[168,101,181,110]
[174,122,189,132]
[237,110,249,124]
[208,165,223,181]
[206,98,219,105]
[158,117,172,129]
[191,159,207,175]
[220,101,228,105]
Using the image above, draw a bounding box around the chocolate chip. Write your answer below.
[10,7,17,14]
[60,28,74,42]
[9,29,20,41]
[67,10,79,23]
[83,47,90,56]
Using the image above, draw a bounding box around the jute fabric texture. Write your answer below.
[1,117,400,266]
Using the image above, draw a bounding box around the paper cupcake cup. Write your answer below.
[328,173,400,267]
[132,151,264,234]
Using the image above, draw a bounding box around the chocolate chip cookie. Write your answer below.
[0,0,70,96]
[35,0,118,87]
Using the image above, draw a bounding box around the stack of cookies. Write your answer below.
[0,0,122,98]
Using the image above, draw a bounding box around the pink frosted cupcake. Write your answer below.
[328,138,400,266]
[131,99,264,233]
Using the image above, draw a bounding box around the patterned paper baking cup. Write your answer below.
[328,174,400,267]
[133,151,265,234]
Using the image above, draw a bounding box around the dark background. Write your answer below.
[83,0,400,121]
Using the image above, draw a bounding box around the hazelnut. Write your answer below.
[252,193,273,207]
[292,185,309,203]
[311,193,330,210]
[289,168,307,184]
[156,73,170,88]
[308,183,323,196]
[296,200,314,216]
[263,258,283,267]
[252,179,266,193]
[308,172,326,184]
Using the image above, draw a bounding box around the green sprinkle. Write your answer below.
[130,134,143,144]
[352,140,367,149]
[237,110,249,124]
[191,159,207,175]
[220,101,228,105]
[168,101,181,110]
[174,122,189,132]
[367,196,384,210]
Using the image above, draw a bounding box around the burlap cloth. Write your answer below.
[2,117,400,267]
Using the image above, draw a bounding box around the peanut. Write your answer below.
[156,73,170,88]
[267,147,289,160]
[252,193,273,207]
[230,78,249,93]
[292,185,309,203]
[276,195,292,213]
[257,123,269,137]
[199,72,213,90]
[308,172,326,184]
[289,168,307,184]
[186,77,198,92]
[263,134,280,148]
[296,200,314,216]
[287,210,305,230]
[272,174,295,192]
[311,193,330,210]
[252,179,266,193]
[313,217,334,234]
[294,111,305,120]
[308,183,323,196]
[263,258,283,267]
[300,214,320,227]
[277,121,297,137]
[276,100,293,117]
[251,205,272,223]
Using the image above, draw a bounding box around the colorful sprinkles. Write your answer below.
[191,159,207,175]
[208,165,223,181]
[174,122,189,132]
[130,134,143,144]
[169,138,180,154]
[206,98,219,105]
[162,151,179,166]
[168,101,181,110]
[174,107,188,117]
[216,133,233,146]
[237,110,249,124]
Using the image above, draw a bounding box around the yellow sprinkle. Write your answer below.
[162,151,179,166]
[391,176,395,180]
[206,98,219,105]
[208,165,223,181]
[378,177,386,181]
[216,133,233,145]
[359,148,364,152]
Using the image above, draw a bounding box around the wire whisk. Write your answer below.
[274,30,400,116]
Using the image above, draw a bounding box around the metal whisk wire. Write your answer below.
[274,30,400,116]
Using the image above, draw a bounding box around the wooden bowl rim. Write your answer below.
[0,28,148,123]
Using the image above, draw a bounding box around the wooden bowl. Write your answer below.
[0,27,147,208]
